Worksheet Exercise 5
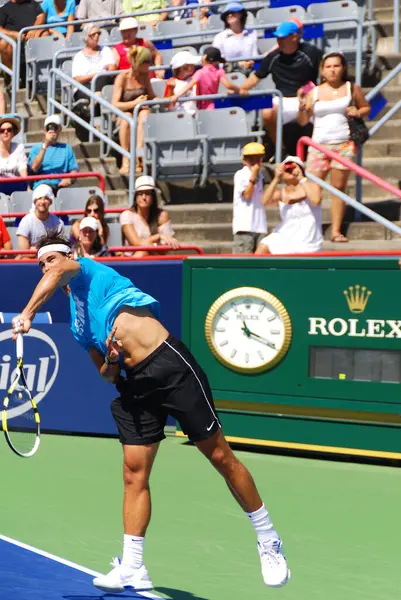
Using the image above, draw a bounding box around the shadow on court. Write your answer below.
[62,589,209,600]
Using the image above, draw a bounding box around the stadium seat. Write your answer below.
[218,71,246,93]
[0,192,10,216]
[58,187,106,211]
[60,60,73,127]
[196,106,264,178]
[257,38,277,55]
[110,26,122,44]
[151,78,167,97]
[11,190,61,213]
[25,35,66,101]
[155,19,204,47]
[158,46,198,66]
[99,85,117,158]
[107,222,123,247]
[7,226,19,249]
[66,29,110,48]
[143,111,207,183]
[256,6,306,26]
[306,1,366,56]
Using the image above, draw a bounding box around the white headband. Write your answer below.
[37,244,71,260]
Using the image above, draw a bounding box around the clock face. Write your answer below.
[205,287,292,373]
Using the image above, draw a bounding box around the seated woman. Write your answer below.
[213,2,258,76]
[41,0,76,38]
[0,116,28,195]
[112,46,156,175]
[119,175,179,257]
[74,216,109,258]
[70,195,110,246]
[255,156,323,255]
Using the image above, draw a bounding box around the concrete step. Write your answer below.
[363,139,401,158]
[374,0,397,9]
[325,220,401,241]
[365,118,401,140]
[371,86,401,105]
[15,101,43,118]
[376,38,401,69]
[76,157,119,177]
[200,241,234,254]
[354,156,401,179]
[374,7,401,20]
[27,127,78,145]
[346,177,400,199]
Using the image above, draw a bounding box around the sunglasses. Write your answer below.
[0,127,14,133]
[46,124,59,132]
[87,207,99,213]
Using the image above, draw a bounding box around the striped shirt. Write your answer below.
[28,143,79,189]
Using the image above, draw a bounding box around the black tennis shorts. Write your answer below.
[110,335,221,445]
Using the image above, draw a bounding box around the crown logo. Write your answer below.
[343,285,371,314]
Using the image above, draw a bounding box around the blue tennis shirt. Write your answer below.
[28,143,79,189]
[68,258,160,355]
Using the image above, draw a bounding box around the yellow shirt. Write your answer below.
[123,0,167,22]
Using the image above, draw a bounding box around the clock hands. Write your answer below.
[241,320,276,349]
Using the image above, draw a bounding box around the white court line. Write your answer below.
[0,534,161,599]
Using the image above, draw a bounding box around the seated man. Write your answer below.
[122,0,168,26]
[16,184,64,250]
[0,0,46,73]
[112,17,163,77]
[28,114,79,191]
[239,21,322,153]
[76,0,125,28]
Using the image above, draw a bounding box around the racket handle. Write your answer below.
[16,333,24,360]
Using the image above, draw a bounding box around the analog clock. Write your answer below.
[205,286,292,373]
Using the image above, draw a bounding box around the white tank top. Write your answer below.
[274,189,323,253]
[312,81,352,144]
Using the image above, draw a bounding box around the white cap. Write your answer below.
[32,184,54,202]
[79,216,99,231]
[119,17,139,30]
[170,50,201,71]
[135,175,156,192]
[44,114,62,128]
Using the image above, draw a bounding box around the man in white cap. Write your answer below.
[112,17,163,76]
[16,184,64,250]
[28,114,79,191]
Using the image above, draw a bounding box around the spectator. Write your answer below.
[298,52,370,243]
[74,216,109,258]
[122,0,168,25]
[70,194,110,245]
[232,142,268,254]
[112,46,155,175]
[41,0,75,39]
[0,116,28,195]
[120,175,178,256]
[0,214,12,252]
[72,23,117,117]
[0,0,46,73]
[16,184,64,250]
[174,0,215,24]
[0,92,6,114]
[255,156,323,255]
[28,114,79,191]
[168,0,198,20]
[164,50,200,115]
[213,2,258,76]
[170,46,239,110]
[112,17,163,78]
[76,0,124,27]
[239,21,322,153]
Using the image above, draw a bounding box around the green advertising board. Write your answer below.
[180,256,401,460]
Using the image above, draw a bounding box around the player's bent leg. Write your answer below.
[93,442,159,593]
[196,430,290,588]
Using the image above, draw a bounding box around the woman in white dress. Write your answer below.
[255,156,323,255]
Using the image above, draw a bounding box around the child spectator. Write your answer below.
[170,46,239,110]
[164,50,200,115]
[232,142,268,253]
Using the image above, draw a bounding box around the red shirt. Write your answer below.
[114,39,147,70]
[0,216,10,249]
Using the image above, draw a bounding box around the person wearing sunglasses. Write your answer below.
[0,116,28,195]
[28,114,79,191]
[255,156,323,255]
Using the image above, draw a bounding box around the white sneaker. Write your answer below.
[93,557,153,593]
[257,539,290,588]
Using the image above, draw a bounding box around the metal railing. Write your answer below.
[0,31,17,113]
[297,136,401,237]
[366,61,401,137]
[0,171,105,191]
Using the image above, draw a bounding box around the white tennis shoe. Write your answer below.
[257,538,290,588]
[93,557,153,593]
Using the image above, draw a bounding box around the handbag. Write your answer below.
[347,83,370,145]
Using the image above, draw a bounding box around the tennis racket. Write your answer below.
[2,333,40,458]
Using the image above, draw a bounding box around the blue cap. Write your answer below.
[273,20,301,38]
[221,2,246,20]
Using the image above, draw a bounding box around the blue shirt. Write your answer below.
[68,258,160,355]
[28,142,79,189]
[40,0,75,34]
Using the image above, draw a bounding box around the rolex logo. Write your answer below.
[343,285,372,314]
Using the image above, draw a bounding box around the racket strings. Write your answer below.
[3,379,39,456]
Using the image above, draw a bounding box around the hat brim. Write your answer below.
[221,7,247,21]
[135,185,156,192]
[0,117,21,134]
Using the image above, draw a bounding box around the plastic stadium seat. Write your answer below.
[256,6,306,26]
[7,227,19,249]
[100,85,116,158]
[255,73,275,89]
[11,191,61,213]
[144,111,207,183]
[0,192,10,215]
[58,187,106,211]
[25,35,66,101]
[218,71,246,93]
[151,78,167,97]
[257,38,278,55]
[110,26,122,43]
[66,29,110,48]
[306,1,366,56]
[196,106,264,178]
[155,19,204,47]
[158,46,198,66]
[107,222,123,247]
[60,60,73,127]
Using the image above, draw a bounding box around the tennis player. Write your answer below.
[12,233,290,593]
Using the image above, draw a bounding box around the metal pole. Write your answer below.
[355,22,363,85]
[355,145,363,212]
[275,92,283,164]
[368,98,401,136]
[395,0,400,54]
